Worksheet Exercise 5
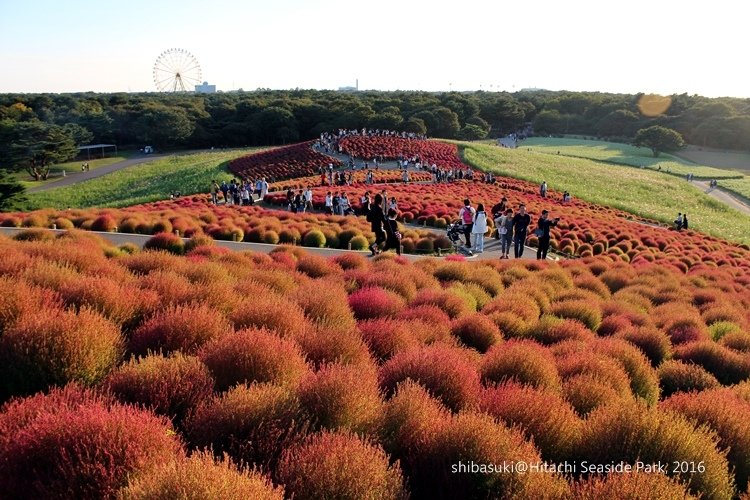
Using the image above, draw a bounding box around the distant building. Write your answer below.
[338,79,359,92]
[195,81,216,93]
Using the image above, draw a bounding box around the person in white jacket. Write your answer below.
[472,204,488,253]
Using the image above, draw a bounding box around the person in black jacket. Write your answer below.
[381,208,402,255]
[536,210,559,260]
[682,213,688,230]
[511,204,531,258]
[368,194,387,256]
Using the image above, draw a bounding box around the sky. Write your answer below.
[0,0,747,97]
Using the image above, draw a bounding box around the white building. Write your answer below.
[195,81,216,93]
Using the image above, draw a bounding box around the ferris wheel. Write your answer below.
[153,48,202,92]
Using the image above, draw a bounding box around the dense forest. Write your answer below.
[1,89,749,152]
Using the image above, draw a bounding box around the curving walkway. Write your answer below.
[692,180,750,216]
[28,154,173,193]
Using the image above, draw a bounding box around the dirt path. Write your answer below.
[692,180,750,216]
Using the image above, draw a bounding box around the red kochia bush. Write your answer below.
[658,359,721,397]
[276,431,407,500]
[662,388,750,492]
[297,363,382,434]
[572,471,695,499]
[186,383,304,470]
[451,313,503,352]
[379,343,480,412]
[129,303,230,355]
[348,286,407,320]
[674,340,750,384]
[229,294,309,338]
[0,387,183,499]
[577,400,734,499]
[143,232,185,255]
[481,340,561,391]
[0,277,60,334]
[103,353,214,423]
[0,307,123,398]
[119,451,284,500]
[295,327,373,369]
[358,318,422,361]
[199,328,309,391]
[479,383,582,463]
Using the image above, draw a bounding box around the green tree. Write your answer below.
[402,117,427,135]
[62,123,94,145]
[134,107,194,146]
[633,125,685,157]
[596,109,640,137]
[0,171,27,210]
[458,124,488,140]
[0,120,77,180]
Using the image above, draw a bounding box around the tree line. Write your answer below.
[1,88,749,158]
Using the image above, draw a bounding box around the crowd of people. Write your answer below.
[452,196,561,260]
[316,128,428,156]
[209,178,269,206]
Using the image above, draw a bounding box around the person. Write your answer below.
[536,210,559,260]
[368,194,387,255]
[341,193,351,215]
[360,191,372,218]
[458,199,476,248]
[295,190,305,212]
[512,204,531,258]
[241,185,251,206]
[495,208,514,259]
[682,213,689,230]
[260,178,269,199]
[324,192,333,214]
[231,181,241,206]
[210,180,219,205]
[220,181,229,204]
[674,212,683,230]
[540,181,548,198]
[389,197,398,213]
[332,192,341,215]
[472,204,488,253]
[491,197,508,239]
[286,188,295,211]
[381,208,402,255]
[304,186,313,212]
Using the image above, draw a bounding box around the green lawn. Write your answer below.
[521,137,742,180]
[23,148,268,210]
[460,142,750,245]
[14,154,133,189]
[720,178,750,202]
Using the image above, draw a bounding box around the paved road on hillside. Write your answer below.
[28,154,174,193]
[692,180,750,216]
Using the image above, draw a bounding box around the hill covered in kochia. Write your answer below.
[1,89,749,151]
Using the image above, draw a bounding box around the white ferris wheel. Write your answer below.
[153,48,202,92]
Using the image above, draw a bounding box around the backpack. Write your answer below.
[462,207,474,224]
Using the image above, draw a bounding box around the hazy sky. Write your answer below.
[1,0,747,97]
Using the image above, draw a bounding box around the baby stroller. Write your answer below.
[446,220,473,256]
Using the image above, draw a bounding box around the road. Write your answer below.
[27,154,175,193]
[692,180,750,216]
[0,226,550,262]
